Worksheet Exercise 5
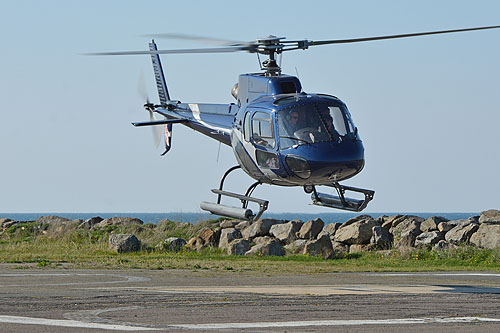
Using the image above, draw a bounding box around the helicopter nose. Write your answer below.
[283,139,365,183]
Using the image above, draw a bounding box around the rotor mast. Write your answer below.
[256,36,284,76]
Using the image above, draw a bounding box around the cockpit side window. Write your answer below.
[243,112,251,141]
[251,111,275,149]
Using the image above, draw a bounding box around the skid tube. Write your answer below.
[310,182,375,212]
[200,166,269,222]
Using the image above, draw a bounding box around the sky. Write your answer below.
[0,1,499,214]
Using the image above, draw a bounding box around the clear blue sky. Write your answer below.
[1,1,499,213]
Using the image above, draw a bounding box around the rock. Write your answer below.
[198,227,219,246]
[381,214,405,229]
[445,223,479,244]
[157,237,186,252]
[391,216,423,248]
[420,216,448,232]
[389,216,424,234]
[0,218,16,230]
[220,220,240,228]
[97,217,144,227]
[479,210,500,224]
[235,221,251,230]
[470,224,500,249]
[36,215,72,224]
[253,236,273,244]
[332,241,349,258]
[185,236,207,252]
[219,228,242,249]
[340,215,374,228]
[297,217,325,239]
[434,240,453,251]
[317,223,340,239]
[395,230,419,248]
[370,226,392,249]
[437,222,454,233]
[78,216,103,229]
[241,219,284,239]
[284,239,307,254]
[227,239,251,255]
[349,244,369,253]
[334,217,378,245]
[415,231,444,247]
[270,220,303,244]
[109,234,140,253]
[303,234,334,259]
[246,239,285,256]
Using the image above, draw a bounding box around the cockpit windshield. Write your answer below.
[277,102,355,149]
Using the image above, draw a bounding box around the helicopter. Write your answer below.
[91,25,500,222]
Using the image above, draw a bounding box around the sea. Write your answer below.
[0,212,477,225]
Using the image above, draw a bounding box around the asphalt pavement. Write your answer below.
[1,266,500,332]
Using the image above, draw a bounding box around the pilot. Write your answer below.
[288,110,300,132]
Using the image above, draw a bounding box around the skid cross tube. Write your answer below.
[202,165,269,221]
[311,183,375,212]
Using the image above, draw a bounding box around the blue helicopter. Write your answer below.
[91,25,500,221]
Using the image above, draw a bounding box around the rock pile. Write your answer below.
[181,209,500,258]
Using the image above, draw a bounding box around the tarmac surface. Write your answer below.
[1,266,500,332]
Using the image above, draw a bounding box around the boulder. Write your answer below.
[370,226,392,249]
[434,240,454,251]
[391,216,423,248]
[317,223,340,239]
[227,239,251,255]
[470,224,500,249]
[185,236,207,252]
[437,222,454,233]
[284,239,307,254]
[220,220,240,228]
[78,216,103,229]
[479,210,500,224]
[0,218,17,231]
[241,218,284,239]
[340,215,374,228]
[253,236,273,244]
[349,244,369,253]
[395,229,420,248]
[332,241,349,258]
[219,228,242,249]
[270,220,303,244]
[36,215,72,224]
[334,217,378,245]
[97,217,143,227]
[246,239,285,256]
[157,237,186,252]
[381,215,405,229]
[415,231,444,247]
[109,234,140,253]
[445,223,479,244]
[235,221,251,230]
[303,234,334,259]
[420,216,448,232]
[297,218,325,239]
[198,227,219,246]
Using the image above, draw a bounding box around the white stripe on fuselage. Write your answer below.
[188,103,231,134]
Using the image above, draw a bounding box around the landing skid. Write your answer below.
[200,166,269,221]
[309,182,374,212]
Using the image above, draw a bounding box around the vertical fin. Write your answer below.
[149,40,173,155]
[149,40,170,103]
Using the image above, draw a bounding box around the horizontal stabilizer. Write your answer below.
[132,119,187,127]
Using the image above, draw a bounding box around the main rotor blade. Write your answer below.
[85,46,249,56]
[309,25,500,46]
[142,33,246,46]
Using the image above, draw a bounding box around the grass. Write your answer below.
[1,220,499,273]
